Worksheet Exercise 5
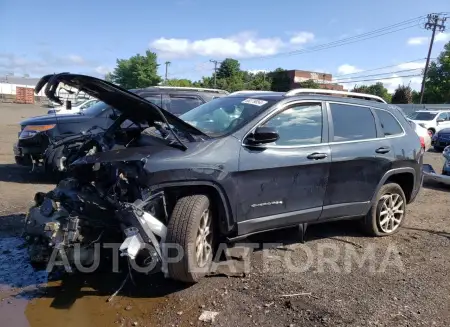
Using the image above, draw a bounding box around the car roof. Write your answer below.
[130,86,229,96]
[226,90,393,110]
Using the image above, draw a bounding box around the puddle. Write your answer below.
[0,236,182,327]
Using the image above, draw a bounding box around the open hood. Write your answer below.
[35,73,206,137]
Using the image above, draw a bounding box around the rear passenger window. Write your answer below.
[376,109,403,136]
[330,103,376,142]
[168,95,204,116]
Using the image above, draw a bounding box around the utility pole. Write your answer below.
[419,13,447,104]
[164,61,171,84]
[210,59,221,88]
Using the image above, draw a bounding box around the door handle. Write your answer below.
[307,152,327,160]
[375,146,391,154]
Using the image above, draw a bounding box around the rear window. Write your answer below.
[167,95,204,116]
[376,109,403,136]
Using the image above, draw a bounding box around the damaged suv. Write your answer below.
[24,73,423,283]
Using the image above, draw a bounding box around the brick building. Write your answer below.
[284,70,345,91]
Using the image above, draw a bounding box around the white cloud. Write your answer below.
[150,31,314,59]
[396,61,425,70]
[289,32,315,45]
[435,32,450,43]
[95,66,111,75]
[0,52,99,77]
[68,54,85,64]
[337,64,362,75]
[247,69,269,74]
[407,37,428,45]
[334,60,425,93]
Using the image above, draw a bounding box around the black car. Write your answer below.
[13,85,228,169]
[24,73,423,283]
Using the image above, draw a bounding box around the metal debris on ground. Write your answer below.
[198,310,219,323]
[279,292,312,298]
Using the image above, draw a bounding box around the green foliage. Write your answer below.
[391,85,413,104]
[297,79,321,89]
[165,79,193,87]
[104,72,114,83]
[216,58,241,79]
[422,41,450,103]
[269,68,291,92]
[352,82,391,103]
[109,50,161,89]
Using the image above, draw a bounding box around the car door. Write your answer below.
[320,102,395,220]
[436,112,450,132]
[237,101,331,235]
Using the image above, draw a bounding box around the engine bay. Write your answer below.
[24,158,170,276]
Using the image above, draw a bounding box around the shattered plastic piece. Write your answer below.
[198,310,219,323]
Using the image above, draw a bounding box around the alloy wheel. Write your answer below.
[378,193,405,233]
[195,209,213,268]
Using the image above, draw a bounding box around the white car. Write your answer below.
[47,98,99,115]
[408,110,450,136]
[408,119,431,151]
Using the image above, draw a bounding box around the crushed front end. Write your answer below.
[23,160,170,276]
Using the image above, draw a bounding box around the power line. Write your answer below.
[333,68,423,82]
[335,74,421,84]
[241,15,425,61]
[419,13,447,104]
[333,57,429,78]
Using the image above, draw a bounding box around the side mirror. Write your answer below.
[246,126,279,145]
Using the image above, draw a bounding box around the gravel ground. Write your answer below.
[0,103,449,327]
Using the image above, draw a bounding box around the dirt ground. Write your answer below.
[0,103,449,327]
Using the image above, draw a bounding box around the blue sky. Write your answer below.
[1,0,449,91]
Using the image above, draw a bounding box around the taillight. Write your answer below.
[419,136,425,148]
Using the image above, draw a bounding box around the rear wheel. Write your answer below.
[166,194,214,283]
[362,183,406,236]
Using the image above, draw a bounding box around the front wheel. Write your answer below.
[362,183,406,236]
[166,194,214,283]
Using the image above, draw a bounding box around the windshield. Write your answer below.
[409,112,437,121]
[178,96,276,137]
[81,101,110,116]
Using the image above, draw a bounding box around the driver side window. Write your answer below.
[261,103,323,146]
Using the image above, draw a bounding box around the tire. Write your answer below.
[166,194,214,283]
[434,146,444,153]
[43,145,66,181]
[362,183,406,237]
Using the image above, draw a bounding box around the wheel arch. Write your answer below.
[370,168,416,205]
[151,181,236,235]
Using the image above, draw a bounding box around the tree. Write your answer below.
[109,50,161,89]
[269,68,291,92]
[422,41,450,103]
[352,82,391,103]
[216,58,241,79]
[104,72,114,83]
[391,85,413,104]
[166,78,193,87]
[297,79,321,89]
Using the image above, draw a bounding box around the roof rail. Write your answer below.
[229,90,276,95]
[284,88,387,104]
[151,86,229,94]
